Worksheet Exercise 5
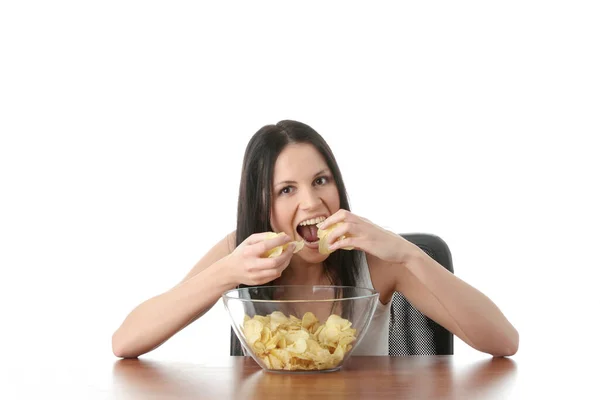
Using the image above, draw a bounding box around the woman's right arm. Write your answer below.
[111,231,294,359]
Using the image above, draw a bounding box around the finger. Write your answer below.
[281,241,297,258]
[250,233,292,256]
[253,256,280,271]
[317,209,352,230]
[325,222,353,246]
[329,236,359,252]
[256,242,295,268]
[251,268,283,285]
[275,244,295,270]
[245,232,286,245]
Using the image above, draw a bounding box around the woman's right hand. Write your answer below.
[225,232,296,286]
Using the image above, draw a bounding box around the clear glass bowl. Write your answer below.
[222,285,379,373]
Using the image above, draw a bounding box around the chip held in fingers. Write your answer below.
[262,232,305,258]
[317,223,354,255]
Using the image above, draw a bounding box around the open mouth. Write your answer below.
[296,216,326,246]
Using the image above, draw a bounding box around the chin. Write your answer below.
[294,247,330,264]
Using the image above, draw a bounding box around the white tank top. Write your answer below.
[351,252,392,356]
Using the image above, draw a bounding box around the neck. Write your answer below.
[275,256,331,286]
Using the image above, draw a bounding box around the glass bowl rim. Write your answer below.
[221,284,379,303]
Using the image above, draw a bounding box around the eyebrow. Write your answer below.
[275,169,330,187]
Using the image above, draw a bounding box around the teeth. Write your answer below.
[298,216,326,227]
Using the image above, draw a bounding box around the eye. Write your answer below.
[279,186,293,195]
[314,176,329,186]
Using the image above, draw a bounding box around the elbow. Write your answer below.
[506,330,520,356]
[112,331,139,359]
[493,328,520,357]
[470,324,519,357]
[112,344,129,359]
[112,334,127,358]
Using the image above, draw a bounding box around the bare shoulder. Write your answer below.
[179,230,237,283]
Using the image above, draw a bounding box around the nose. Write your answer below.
[299,187,322,210]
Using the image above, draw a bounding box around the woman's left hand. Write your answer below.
[318,209,414,264]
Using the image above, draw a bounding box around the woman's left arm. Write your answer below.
[321,210,519,357]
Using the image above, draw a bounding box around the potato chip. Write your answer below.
[241,310,358,371]
[301,311,319,332]
[268,311,288,330]
[268,353,284,369]
[262,232,305,258]
[243,319,263,346]
[317,223,354,255]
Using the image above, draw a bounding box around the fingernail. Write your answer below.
[316,222,323,228]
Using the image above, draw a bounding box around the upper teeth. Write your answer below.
[298,216,326,226]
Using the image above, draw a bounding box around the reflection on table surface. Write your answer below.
[111,355,518,399]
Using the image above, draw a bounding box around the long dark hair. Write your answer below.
[230,121,362,355]
[235,120,361,287]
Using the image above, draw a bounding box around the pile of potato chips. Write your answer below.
[242,311,357,371]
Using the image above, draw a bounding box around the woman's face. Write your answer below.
[270,143,340,263]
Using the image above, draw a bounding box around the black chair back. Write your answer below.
[388,233,454,355]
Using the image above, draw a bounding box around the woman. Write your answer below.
[112,120,519,359]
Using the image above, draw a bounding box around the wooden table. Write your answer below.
[3,354,591,399]
[111,356,518,399]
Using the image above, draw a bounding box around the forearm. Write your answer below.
[112,257,237,358]
[400,247,519,357]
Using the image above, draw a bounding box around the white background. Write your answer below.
[1,1,599,397]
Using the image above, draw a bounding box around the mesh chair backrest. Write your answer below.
[388,233,454,355]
